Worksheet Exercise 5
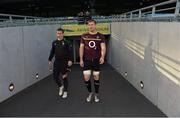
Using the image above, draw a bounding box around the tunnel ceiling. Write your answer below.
[0,0,166,17]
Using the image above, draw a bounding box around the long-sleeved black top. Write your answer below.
[48,39,73,61]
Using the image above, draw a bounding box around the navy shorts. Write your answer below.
[83,58,100,71]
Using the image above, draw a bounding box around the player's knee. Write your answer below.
[93,71,99,80]
[83,70,91,81]
[83,70,91,75]
[93,71,100,80]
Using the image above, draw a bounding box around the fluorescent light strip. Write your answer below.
[126,39,145,51]
[155,64,179,86]
[153,57,180,78]
[124,41,145,58]
[124,43,144,59]
[157,53,180,73]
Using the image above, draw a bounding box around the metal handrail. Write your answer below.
[0,0,180,27]
[0,13,41,22]
[0,13,39,18]
[120,0,179,19]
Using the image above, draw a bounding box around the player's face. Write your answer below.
[87,21,96,32]
[56,31,64,39]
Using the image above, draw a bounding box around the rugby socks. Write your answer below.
[94,80,100,94]
[63,77,68,92]
[85,80,92,93]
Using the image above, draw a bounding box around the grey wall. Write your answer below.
[0,24,60,103]
[109,22,180,117]
[1,22,179,116]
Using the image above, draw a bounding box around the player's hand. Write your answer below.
[48,60,52,64]
[48,61,53,71]
[99,57,105,64]
[80,60,84,67]
[68,61,73,67]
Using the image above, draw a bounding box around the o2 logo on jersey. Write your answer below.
[88,41,97,50]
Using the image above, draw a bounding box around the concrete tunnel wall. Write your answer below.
[0,24,60,103]
[109,22,180,117]
[0,22,179,117]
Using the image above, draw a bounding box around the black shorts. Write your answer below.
[53,59,68,75]
[83,58,100,71]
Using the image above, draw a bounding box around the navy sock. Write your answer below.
[85,80,92,93]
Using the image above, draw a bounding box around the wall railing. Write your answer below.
[0,0,180,27]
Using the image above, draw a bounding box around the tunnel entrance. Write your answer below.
[62,23,111,63]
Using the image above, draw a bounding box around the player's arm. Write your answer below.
[79,43,84,67]
[48,42,55,62]
[100,42,106,60]
[99,42,106,64]
[48,42,55,71]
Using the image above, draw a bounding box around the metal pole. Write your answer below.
[175,0,180,16]
[9,16,12,22]
[139,10,142,18]
[24,17,27,23]
[152,7,156,17]
[130,12,133,20]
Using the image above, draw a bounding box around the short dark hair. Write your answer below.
[57,28,64,33]
[86,19,96,25]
